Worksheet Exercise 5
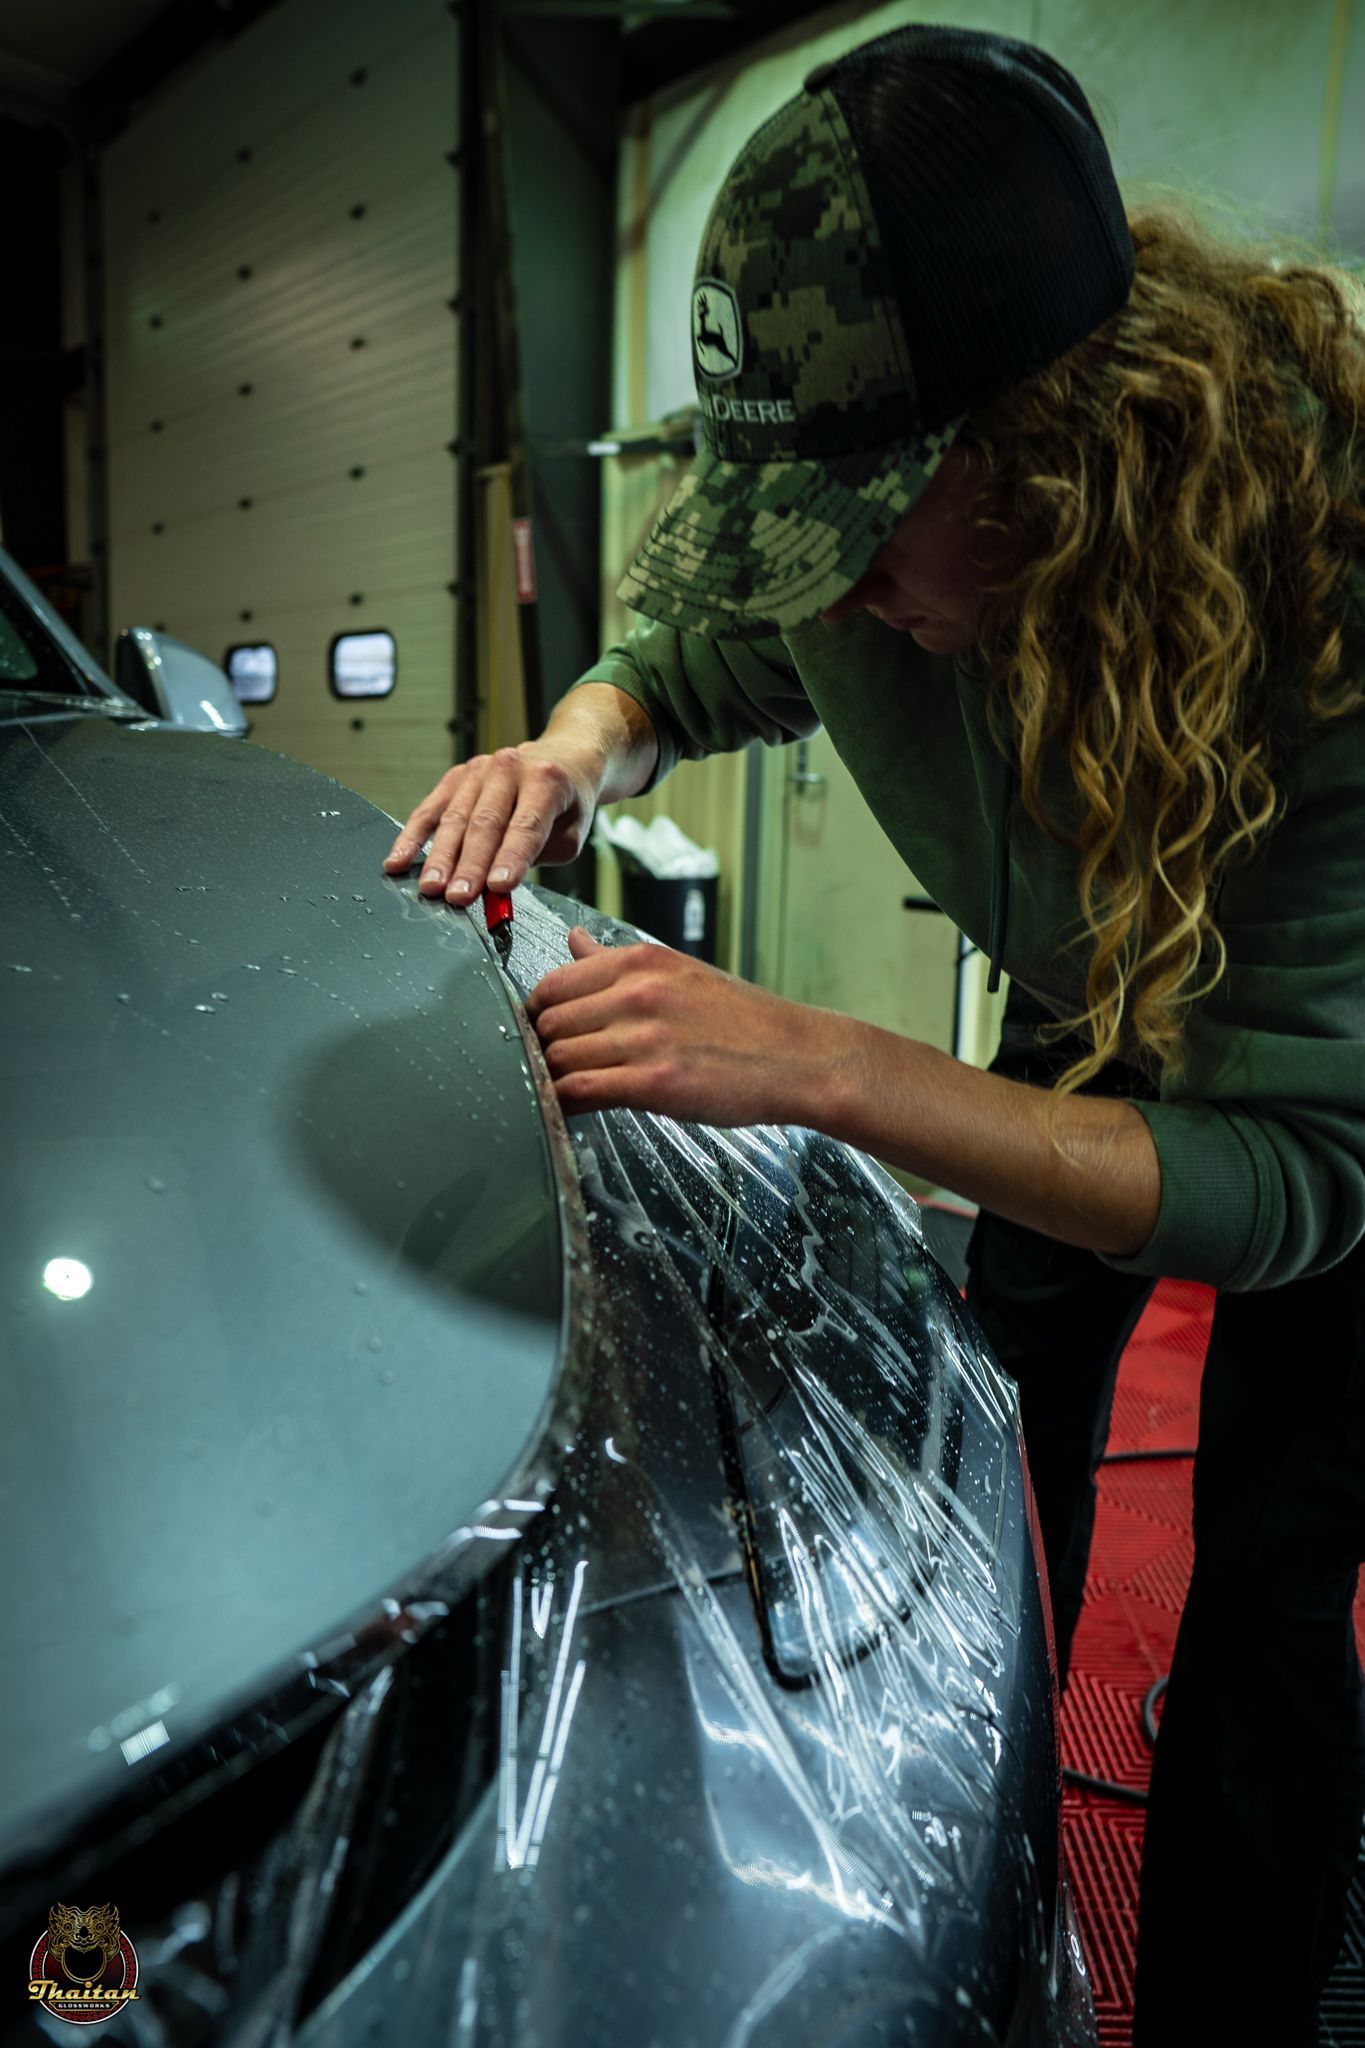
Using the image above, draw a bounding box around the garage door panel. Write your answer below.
[106,211,453,439]
[104,0,459,818]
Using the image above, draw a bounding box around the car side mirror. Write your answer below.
[115,628,249,737]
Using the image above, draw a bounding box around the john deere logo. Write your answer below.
[693,278,743,381]
[28,1904,140,2026]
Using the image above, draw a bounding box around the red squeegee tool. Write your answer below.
[483,887,514,960]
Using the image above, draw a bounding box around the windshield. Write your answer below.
[0,565,105,703]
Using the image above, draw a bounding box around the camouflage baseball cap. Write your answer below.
[617,25,1135,640]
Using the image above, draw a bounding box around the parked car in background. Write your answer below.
[0,550,1094,2047]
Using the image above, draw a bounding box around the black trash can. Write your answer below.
[618,869,719,963]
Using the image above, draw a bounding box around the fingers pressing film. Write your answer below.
[382,746,594,903]
[525,928,823,1128]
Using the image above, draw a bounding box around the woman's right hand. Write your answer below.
[381,741,601,905]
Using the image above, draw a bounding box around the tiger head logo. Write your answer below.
[47,1905,122,1985]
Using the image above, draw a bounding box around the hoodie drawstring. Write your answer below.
[986,758,1014,994]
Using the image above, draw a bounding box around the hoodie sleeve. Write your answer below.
[1096,694,1365,1293]
[571,614,820,790]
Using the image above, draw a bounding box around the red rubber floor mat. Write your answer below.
[1062,1277,1365,2046]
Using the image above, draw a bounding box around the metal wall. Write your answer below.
[499,13,619,724]
[101,0,458,825]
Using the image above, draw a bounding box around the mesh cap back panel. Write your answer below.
[827,25,1134,427]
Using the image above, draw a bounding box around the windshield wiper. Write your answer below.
[0,688,142,722]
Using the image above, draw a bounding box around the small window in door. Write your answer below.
[224,642,278,704]
[329,629,396,699]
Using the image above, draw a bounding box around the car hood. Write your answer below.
[0,713,566,1860]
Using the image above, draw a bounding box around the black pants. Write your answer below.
[964,984,1365,2047]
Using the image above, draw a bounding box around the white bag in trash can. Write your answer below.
[595,810,720,882]
[595,811,721,957]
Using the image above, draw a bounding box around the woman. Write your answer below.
[384,26,1365,2044]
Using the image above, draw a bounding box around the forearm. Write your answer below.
[544,683,659,804]
[818,1016,1162,1258]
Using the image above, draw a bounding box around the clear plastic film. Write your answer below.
[7,884,1094,2048]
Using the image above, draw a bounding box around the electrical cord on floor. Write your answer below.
[1059,1449,1193,1804]
[1142,1675,1168,1746]
[1060,1766,1151,1806]
[1100,1447,1197,1463]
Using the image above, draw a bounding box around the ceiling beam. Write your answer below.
[69,0,285,147]
[620,0,851,102]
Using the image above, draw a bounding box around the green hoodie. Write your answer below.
[573,600,1365,1294]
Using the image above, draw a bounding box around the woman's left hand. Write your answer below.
[525,926,837,1125]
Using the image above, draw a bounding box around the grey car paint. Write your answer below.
[0,671,1094,2044]
[0,709,569,1867]
[285,885,1092,2048]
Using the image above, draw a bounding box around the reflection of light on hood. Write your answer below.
[701,1777,896,1928]
[682,1618,901,1934]
[718,1852,876,1915]
[43,1258,92,1300]
[499,1557,590,1870]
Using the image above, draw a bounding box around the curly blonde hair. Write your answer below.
[956,202,1365,1136]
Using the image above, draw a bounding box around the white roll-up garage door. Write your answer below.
[102,0,457,824]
